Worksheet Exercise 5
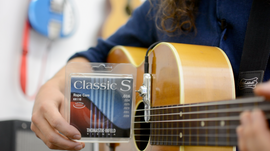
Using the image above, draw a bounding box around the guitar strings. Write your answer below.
[134,140,238,146]
[94,97,265,144]
[134,115,240,123]
[135,96,265,112]
[133,127,239,133]
[132,135,239,146]
[133,104,270,118]
[133,127,238,145]
[131,98,251,145]
[133,137,238,145]
[134,125,238,130]
[132,125,239,144]
[133,127,239,135]
[133,126,239,144]
[133,113,270,123]
[133,133,238,137]
[132,112,270,131]
[133,118,240,132]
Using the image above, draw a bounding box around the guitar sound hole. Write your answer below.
[134,102,150,150]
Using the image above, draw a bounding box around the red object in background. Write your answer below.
[20,20,30,94]
[20,18,50,101]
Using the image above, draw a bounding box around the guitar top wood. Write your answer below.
[99,42,236,151]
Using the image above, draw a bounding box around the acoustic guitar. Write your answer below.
[97,42,270,151]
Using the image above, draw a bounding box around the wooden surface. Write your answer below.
[102,0,142,39]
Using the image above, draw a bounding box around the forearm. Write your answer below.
[32,57,89,150]
[44,57,90,94]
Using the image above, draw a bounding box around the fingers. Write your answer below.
[237,110,270,151]
[31,85,85,150]
[254,80,270,100]
[251,109,268,130]
[237,126,247,151]
[32,123,85,150]
[237,111,253,151]
[42,102,81,140]
[31,123,62,150]
[240,111,251,126]
[32,111,84,150]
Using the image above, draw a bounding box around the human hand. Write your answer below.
[237,110,270,151]
[236,81,270,151]
[254,80,270,100]
[31,80,85,150]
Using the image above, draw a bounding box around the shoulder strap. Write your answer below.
[237,0,270,97]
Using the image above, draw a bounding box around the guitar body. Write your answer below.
[102,0,142,39]
[101,42,236,151]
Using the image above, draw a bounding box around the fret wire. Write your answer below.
[140,140,238,145]
[134,120,240,125]
[134,134,237,137]
[151,108,154,144]
[134,125,238,130]
[162,104,165,145]
[134,115,241,123]
[151,140,237,145]
[159,104,162,142]
[226,103,230,145]
[166,105,168,144]
[158,106,161,144]
[215,103,218,146]
[172,107,174,144]
[159,105,162,145]
[154,107,157,144]
[189,106,191,145]
[153,107,156,144]
[155,107,157,144]
[137,103,269,146]
[150,107,153,143]
[135,96,264,112]
[175,108,180,145]
[206,106,208,145]
[153,107,158,141]
[183,106,185,145]
[134,104,270,118]
[156,106,160,145]
[134,99,270,146]
[197,106,199,146]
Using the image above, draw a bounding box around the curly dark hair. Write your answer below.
[149,0,199,35]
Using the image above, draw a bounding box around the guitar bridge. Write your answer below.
[136,73,151,123]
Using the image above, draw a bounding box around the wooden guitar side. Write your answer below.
[100,42,236,151]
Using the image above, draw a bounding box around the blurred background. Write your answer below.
[0,0,143,150]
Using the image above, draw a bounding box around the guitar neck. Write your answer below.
[136,97,270,147]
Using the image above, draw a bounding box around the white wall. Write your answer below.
[0,0,107,121]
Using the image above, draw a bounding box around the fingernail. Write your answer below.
[75,144,82,150]
[73,135,81,140]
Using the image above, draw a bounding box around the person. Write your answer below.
[237,81,270,151]
[31,0,270,150]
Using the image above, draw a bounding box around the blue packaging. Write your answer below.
[69,74,134,142]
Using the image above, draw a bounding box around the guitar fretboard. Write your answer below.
[135,97,270,146]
